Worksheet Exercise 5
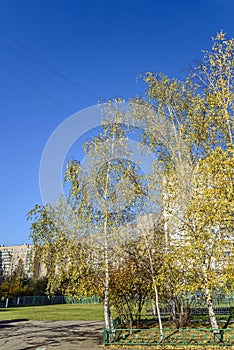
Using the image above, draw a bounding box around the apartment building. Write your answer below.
[0,244,33,277]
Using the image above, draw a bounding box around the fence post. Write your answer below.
[103,329,107,346]
[182,328,186,345]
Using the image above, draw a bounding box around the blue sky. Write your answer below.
[0,0,233,245]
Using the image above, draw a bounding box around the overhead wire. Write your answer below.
[0,28,99,111]
[0,61,72,114]
[0,38,84,100]
[0,29,99,100]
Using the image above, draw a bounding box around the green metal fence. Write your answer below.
[103,327,234,346]
[0,295,102,307]
[64,295,101,304]
[145,297,234,314]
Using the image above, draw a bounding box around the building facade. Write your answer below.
[0,244,34,278]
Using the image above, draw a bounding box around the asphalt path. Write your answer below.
[0,319,105,350]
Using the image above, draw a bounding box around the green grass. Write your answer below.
[0,304,104,321]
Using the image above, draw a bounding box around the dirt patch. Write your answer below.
[0,319,105,350]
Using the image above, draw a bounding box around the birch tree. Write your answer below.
[46,101,147,329]
[139,31,234,336]
[183,148,234,338]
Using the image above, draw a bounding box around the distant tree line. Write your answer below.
[0,259,48,300]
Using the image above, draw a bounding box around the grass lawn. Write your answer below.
[104,345,232,350]
[0,303,104,321]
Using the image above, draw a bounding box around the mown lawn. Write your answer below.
[107,345,233,350]
[0,303,104,321]
[0,307,233,350]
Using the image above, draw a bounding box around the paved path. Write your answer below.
[0,320,105,350]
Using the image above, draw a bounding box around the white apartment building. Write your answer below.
[0,244,33,277]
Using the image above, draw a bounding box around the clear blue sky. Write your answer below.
[0,0,233,246]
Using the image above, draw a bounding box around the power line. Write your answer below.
[0,40,82,100]
[0,38,85,100]
[0,29,99,103]
[0,61,72,114]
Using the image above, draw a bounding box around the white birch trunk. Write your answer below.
[103,140,113,333]
[143,231,164,340]
[153,278,164,341]
[205,288,220,341]
[104,241,111,330]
